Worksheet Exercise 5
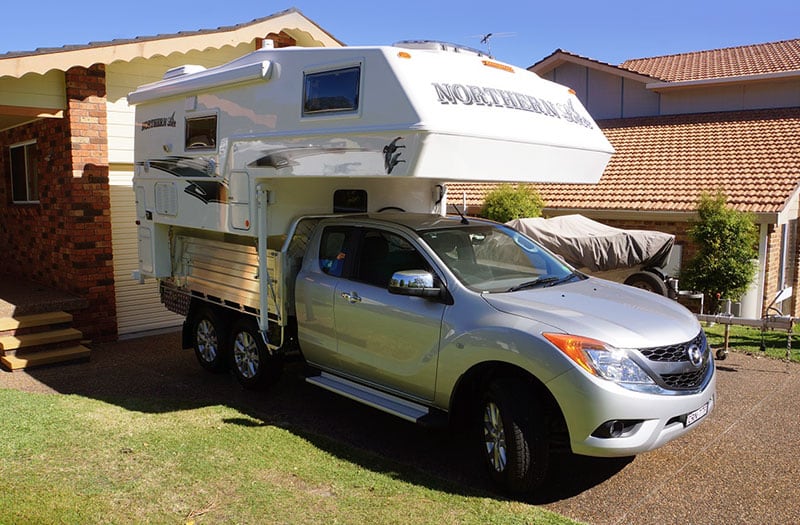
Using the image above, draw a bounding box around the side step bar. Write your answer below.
[306,372,430,423]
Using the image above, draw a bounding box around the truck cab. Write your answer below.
[294,213,715,493]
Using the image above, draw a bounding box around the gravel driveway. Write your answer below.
[2,330,798,524]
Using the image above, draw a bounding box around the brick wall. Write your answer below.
[0,64,117,341]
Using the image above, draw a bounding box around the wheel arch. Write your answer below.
[448,361,565,432]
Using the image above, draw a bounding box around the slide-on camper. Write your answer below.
[129,41,715,494]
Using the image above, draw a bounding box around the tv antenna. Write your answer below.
[475,32,516,56]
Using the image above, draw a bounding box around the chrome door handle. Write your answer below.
[341,291,362,304]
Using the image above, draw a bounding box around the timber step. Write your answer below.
[1,345,91,371]
[0,311,90,371]
[0,327,83,351]
[0,311,73,332]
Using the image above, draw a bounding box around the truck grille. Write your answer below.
[640,331,706,362]
[639,331,710,391]
[660,366,709,389]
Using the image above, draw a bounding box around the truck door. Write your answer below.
[333,228,446,402]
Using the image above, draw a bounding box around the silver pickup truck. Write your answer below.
[173,212,715,495]
[295,213,715,493]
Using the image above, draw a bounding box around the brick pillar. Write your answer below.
[62,64,117,341]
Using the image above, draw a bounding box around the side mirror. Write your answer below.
[388,270,441,298]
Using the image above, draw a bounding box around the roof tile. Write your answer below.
[621,39,800,81]
[450,108,800,215]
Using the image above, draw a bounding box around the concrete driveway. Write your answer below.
[2,331,798,524]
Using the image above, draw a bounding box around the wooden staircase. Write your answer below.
[0,311,91,371]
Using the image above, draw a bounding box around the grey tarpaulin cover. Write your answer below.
[506,215,674,272]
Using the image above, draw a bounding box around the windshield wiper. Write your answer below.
[508,272,578,292]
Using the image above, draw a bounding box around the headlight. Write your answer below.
[543,333,659,392]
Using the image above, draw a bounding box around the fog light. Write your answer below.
[592,420,640,438]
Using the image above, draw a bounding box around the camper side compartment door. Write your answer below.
[135,184,172,278]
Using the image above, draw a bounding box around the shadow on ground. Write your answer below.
[2,330,631,503]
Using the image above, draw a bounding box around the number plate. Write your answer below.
[686,401,710,427]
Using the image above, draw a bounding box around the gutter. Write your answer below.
[646,70,800,92]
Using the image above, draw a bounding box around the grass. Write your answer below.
[0,388,580,525]
[703,322,800,363]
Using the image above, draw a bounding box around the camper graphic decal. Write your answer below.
[139,156,227,204]
[383,137,406,174]
[140,112,177,131]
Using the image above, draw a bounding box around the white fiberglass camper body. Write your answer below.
[129,41,612,240]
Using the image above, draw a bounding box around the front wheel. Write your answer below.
[479,378,550,494]
[229,317,283,389]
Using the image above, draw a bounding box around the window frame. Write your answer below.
[333,189,368,213]
[9,139,39,204]
[184,113,218,151]
[302,64,362,118]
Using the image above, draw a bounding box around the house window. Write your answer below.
[185,115,217,150]
[303,66,361,115]
[9,140,39,203]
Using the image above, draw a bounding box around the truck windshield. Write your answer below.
[420,225,580,293]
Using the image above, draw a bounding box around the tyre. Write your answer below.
[190,306,228,372]
[479,378,550,494]
[624,271,669,296]
[229,317,283,389]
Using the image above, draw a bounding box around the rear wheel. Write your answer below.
[190,306,228,372]
[479,378,550,494]
[229,317,283,389]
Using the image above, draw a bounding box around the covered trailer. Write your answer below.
[507,215,677,296]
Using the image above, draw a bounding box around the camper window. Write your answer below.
[333,189,367,213]
[303,66,360,115]
[185,115,217,150]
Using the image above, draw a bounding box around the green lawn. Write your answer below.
[0,388,580,525]
[703,322,800,363]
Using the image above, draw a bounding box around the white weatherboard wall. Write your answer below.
[106,48,251,335]
[110,170,183,335]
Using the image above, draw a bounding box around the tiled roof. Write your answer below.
[450,108,800,215]
[0,8,339,60]
[621,39,800,81]
[0,9,343,80]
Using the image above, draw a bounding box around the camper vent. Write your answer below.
[163,65,207,80]
[394,40,488,57]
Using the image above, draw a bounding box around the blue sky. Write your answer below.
[1,1,798,68]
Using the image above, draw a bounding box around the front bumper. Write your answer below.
[547,364,716,457]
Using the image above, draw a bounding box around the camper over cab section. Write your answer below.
[128,42,612,236]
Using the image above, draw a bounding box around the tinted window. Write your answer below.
[356,230,428,287]
[319,227,353,277]
[303,67,360,115]
[185,115,217,150]
[333,189,367,213]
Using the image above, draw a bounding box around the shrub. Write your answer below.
[480,184,544,223]
[680,191,758,313]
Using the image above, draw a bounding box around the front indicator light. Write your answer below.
[543,333,655,386]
